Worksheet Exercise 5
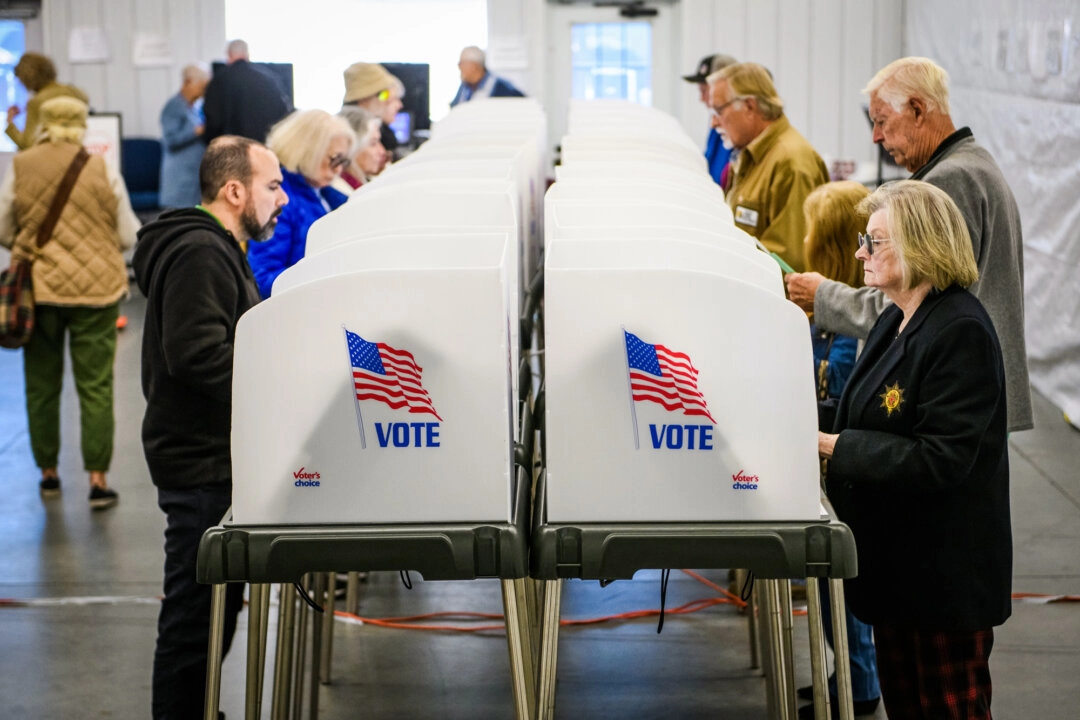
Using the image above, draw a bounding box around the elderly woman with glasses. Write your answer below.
[332,106,388,194]
[819,180,1011,720]
[246,109,356,298]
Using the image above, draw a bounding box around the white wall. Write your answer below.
[39,0,225,137]
[905,0,1080,423]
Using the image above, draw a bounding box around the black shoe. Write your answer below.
[797,696,880,718]
[40,476,62,498]
[89,486,119,510]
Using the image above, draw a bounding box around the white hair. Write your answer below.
[460,46,485,66]
[226,39,249,59]
[181,63,209,83]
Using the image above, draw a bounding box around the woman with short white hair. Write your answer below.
[819,180,1011,720]
[246,108,356,298]
[333,105,388,194]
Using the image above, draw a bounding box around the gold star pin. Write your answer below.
[880,382,904,416]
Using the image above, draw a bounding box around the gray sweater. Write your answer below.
[814,130,1033,431]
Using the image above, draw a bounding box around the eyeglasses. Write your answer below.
[328,152,350,171]
[709,96,747,118]
[857,232,892,256]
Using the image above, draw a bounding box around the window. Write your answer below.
[570,22,651,105]
[0,20,28,152]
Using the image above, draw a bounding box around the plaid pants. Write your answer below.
[874,624,994,719]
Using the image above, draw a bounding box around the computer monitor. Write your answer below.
[382,62,430,131]
[388,111,413,145]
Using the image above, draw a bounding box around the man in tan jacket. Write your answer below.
[708,62,828,272]
[5,52,89,151]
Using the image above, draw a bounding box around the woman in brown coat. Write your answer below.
[0,97,139,508]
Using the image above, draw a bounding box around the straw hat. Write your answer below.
[343,62,395,104]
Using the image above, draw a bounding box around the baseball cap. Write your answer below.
[682,53,738,83]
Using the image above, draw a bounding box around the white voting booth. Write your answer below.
[543,103,820,523]
[229,102,546,527]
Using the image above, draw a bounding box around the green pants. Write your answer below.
[23,302,119,472]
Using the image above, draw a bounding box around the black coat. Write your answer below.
[203,60,291,144]
[825,285,1012,631]
[133,209,262,490]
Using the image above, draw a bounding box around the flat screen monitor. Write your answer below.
[388,111,412,144]
[382,62,430,131]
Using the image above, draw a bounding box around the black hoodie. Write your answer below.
[132,208,261,490]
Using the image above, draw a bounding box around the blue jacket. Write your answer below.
[247,167,348,298]
[705,129,732,186]
[159,93,205,208]
[450,72,525,107]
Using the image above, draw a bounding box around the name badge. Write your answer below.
[734,205,760,228]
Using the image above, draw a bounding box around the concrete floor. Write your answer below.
[1,290,1078,719]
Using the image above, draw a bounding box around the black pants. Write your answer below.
[153,483,245,720]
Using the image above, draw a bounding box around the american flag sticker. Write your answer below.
[344,328,442,448]
[624,330,715,448]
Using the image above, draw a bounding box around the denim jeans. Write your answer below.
[152,483,244,720]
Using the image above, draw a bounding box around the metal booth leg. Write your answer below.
[737,568,761,669]
[308,573,327,719]
[501,578,536,720]
[778,580,797,711]
[204,583,227,720]
[272,583,298,720]
[292,575,311,720]
[535,579,563,720]
[319,572,336,685]
[760,579,795,720]
[805,577,831,720]
[345,571,361,616]
[246,583,271,720]
[828,578,855,720]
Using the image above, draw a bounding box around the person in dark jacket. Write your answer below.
[819,180,1011,720]
[202,39,291,144]
[246,109,353,298]
[133,135,287,720]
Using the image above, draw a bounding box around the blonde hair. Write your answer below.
[715,62,783,120]
[266,109,356,181]
[857,180,977,290]
[863,57,951,115]
[804,181,870,289]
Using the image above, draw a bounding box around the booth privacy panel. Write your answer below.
[544,267,820,522]
[230,267,513,525]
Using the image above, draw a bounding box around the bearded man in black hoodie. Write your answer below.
[133,135,287,720]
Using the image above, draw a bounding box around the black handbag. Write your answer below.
[0,147,90,349]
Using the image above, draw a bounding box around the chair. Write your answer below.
[120,137,162,215]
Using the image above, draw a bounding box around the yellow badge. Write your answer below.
[880,382,905,416]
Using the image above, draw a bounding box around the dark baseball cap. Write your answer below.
[682,53,738,83]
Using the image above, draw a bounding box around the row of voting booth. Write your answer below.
[197,99,859,720]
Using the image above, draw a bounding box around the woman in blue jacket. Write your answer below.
[247,109,355,298]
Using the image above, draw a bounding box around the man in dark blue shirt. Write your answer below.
[682,53,737,187]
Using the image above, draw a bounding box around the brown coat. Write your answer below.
[10,141,128,306]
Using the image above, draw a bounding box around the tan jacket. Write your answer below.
[1,141,136,306]
[5,82,90,151]
[725,115,829,273]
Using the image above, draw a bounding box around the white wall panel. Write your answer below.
[35,0,225,138]
[776,0,811,137]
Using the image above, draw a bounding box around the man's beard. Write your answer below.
[242,203,281,242]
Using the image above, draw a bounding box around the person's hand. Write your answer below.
[7,105,20,124]
[818,431,838,459]
[785,271,825,311]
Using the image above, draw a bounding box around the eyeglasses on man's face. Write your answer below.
[709,95,747,118]
[857,232,892,256]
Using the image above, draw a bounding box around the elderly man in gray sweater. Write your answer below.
[786,56,1032,432]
